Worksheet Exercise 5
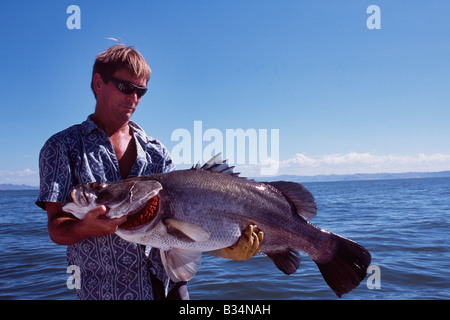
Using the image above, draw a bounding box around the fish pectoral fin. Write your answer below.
[164,219,210,242]
[62,202,94,220]
[266,249,301,275]
[160,249,202,282]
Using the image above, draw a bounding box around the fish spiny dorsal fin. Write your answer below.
[192,153,240,177]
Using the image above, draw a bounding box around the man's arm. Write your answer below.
[45,202,127,245]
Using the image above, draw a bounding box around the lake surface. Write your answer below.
[0,177,449,299]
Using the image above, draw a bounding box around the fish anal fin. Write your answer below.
[266,249,301,275]
[160,249,202,282]
[164,218,210,242]
[268,181,317,220]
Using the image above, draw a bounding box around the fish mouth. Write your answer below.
[71,186,96,207]
[119,196,159,230]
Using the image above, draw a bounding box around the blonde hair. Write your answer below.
[91,42,151,98]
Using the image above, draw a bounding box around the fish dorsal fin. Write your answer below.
[164,218,211,242]
[268,181,317,220]
[192,153,240,176]
[160,248,202,282]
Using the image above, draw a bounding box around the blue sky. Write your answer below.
[1,1,449,185]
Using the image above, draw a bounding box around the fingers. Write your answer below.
[247,225,264,258]
[219,224,264,260]
[242,224,254,241]
[256,228,264,244]
[88,205,108,217]
[86,206,127,231]
[114,215,128,225]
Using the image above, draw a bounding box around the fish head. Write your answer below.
[62,179,163,224]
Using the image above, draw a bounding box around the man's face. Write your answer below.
[95,69,148,125]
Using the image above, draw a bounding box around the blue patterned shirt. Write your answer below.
[36,114,175,300]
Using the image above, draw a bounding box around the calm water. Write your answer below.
[0,178,449,300]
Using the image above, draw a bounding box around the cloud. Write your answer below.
[237,152,450,177]
[3,153,450,183]
[0,168,39,186]
[281,152,450,175]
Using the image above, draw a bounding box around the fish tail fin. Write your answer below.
[314,235,371,298]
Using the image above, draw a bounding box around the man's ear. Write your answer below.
[92,73,105,97]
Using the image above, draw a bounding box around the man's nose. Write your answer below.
[126,92,139,103]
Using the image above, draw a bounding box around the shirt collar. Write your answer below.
[128,120,147,140]
[80,114,148,140]
[80,114,98,135]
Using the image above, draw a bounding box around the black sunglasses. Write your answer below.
[109,77,148,98]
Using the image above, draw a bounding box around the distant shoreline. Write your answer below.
[0,184,39,191]
[255,170,450,183]
[1,170,449,190]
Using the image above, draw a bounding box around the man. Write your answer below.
[36,43,262,300]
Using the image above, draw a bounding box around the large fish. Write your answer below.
[63,155,371,297]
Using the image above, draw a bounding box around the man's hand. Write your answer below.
[46,202,127,245]
[78,205,127,238]
[218,225,264,261]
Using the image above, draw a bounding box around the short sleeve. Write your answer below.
[35,136,74,210]
[131,126,176,176]
[160,142,176,173]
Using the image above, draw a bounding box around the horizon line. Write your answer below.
[1,169,449,189]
